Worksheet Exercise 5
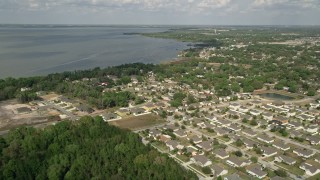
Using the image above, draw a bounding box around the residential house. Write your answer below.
[77,104,94,114]
[197,141,213,152]
[242,128,257,137]
[211,164,228,177]
[261,146,278,157]
[226,156,251,167]
[174,129,187,138]
[228,124,242,132]
[243,138,257,149]
[149,129,162,139]
[262,112,274,121]
[191,155,212,167]
[272,141,290,151]
[250,109,261,116]
[288,129,303,139]
[143,102,156,111]
[216,119,232,127]
[300,161,320,176]
[116,108,131,116]
[163,124,179,132]
[306,124,318,134]
[215,127,230,136]
[229,134,241,142]
[213,148,229,159]
[186,146,199,156]
[262,104,274,111]
[306,135,320,145]
[273,116,289,125]
[293,148,315,158]
[239,106,249,113]
[131,107,146,115]
[229,103,240,110]
[59,96,75,106]
[275,155,296,165]
[188,135,202,144]
[298,114,315,122]
[159,134,171,143]
[224,173,241,180]
[205,115,217,122]
[165,140,184,151]
[287,121,303,130]
[257,134,274,144]
[102,113,118,121]
[246,164,267,179]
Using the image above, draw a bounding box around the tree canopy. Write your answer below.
[0,116,197,180]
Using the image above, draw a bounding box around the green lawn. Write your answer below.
[176,154,190,163]
[275,162,305,176]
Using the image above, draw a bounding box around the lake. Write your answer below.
[0,25,189,78]
[259,93,295,100]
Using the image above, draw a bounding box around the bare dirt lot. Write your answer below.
[40,93,60,101]
[109,114,166,130]
[0,100,58,131]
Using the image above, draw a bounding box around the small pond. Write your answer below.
[259,93,295,100]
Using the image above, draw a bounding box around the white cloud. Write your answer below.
[0,0,234,12]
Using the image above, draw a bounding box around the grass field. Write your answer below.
[109,114,166,130]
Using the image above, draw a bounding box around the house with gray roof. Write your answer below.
[300,161,320,176]
[226,156,251,167]
[275,155,296,165]
[191,155,212,167]
[174,129,187,138]
[287,121,303,130]
[197,141,212,152]
[224,173,242,180]
[257,134,274,144]
[246,164,267,179]
[261,146,278,157]
[215,127,230,136]
[102,113,118,121]
[213,148,229,159]
[243,138,257,149]
[188,135,202,144]
[293,148,315,158]
[272,141,290,151]
[242,128,256,137]
[228,123,241,132]
[211,164,228,177]
[165,140,184,151]
[306,135,320,145]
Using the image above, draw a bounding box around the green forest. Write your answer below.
[0,116,197,180]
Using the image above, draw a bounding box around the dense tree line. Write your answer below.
[0,116,197,180]
[0,63,155,105]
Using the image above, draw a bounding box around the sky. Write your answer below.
[0,0,319,25]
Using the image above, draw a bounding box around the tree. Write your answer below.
[275,169,287,177]
[242,118,248,123]
[0,117,197,180]
[235,139,244,147]
[250,120,258,126]
[231,83,241,92]
[234,151,243,157]
[307,88,316,96]
[250,156,258,163]
[202,167,211,174]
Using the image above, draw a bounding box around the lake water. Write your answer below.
[259,93,295,100]
[0,25,189,78]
